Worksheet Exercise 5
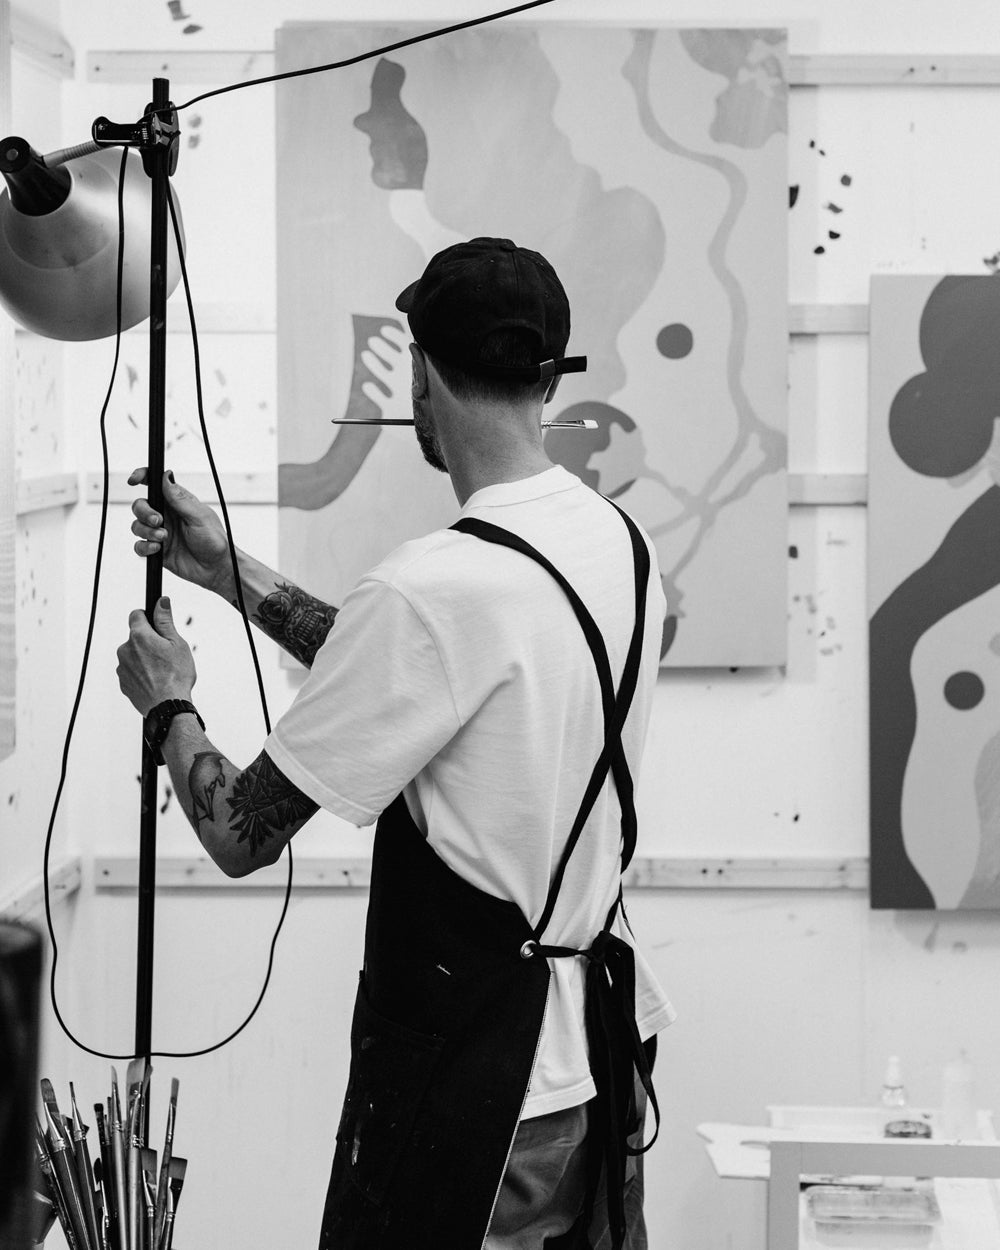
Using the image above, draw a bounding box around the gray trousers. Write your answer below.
[485,1087,648,1250]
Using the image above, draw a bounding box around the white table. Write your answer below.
[697,1107,1000,1250]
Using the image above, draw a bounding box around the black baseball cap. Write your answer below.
[395,237,587,382]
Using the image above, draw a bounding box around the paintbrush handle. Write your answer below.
[112,1129,129,1250]
[152,1141,172,1249]
[128,1140,143,1250]
[37,1148,74,1243]
[97,1110,119,1250]
[74,1134,103,1250]
[48,1140,92,1250]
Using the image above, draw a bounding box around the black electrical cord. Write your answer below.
[173,0,557,113]
[41,155,289,1060]
[41,151,290,1059]
[42,146,130,1059]
[40,0,560,1060]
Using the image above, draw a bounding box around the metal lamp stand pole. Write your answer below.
[94,77,180,1066]
[135,76,172,1066]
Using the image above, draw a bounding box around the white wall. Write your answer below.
[7,1,1000,1247]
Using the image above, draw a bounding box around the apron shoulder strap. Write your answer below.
[450,502,650,936]
[453,504,658,1250]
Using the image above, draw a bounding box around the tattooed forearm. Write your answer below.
[246,582,338,667]
[188,751,228,840]
[226,752,319,858]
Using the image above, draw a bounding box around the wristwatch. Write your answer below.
[143,699,204,765]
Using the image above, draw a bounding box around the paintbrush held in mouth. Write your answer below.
[37,1072,185,1250]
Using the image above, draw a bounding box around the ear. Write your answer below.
[409,343,429,398]
[542,373,562,405]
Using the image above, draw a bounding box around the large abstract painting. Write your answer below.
[0,10,12,762]
[276,23,788,666]
[0,320,13,762]
[870,275,1000,909]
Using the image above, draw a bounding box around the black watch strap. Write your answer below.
[144,699,204,765]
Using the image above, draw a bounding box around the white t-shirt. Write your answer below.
[265,465,676,1117]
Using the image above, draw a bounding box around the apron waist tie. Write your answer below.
[520,932,661,1250]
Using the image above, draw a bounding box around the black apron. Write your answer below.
[320,502,660,1250]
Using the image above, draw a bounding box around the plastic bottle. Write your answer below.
[941,1052,977,1140]
[880,1055,908,1115]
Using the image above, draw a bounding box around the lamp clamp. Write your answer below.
[91,105,181,177]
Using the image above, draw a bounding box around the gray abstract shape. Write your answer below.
[679,30,787,149]
[354,58,429,191]
[622,31,785,631]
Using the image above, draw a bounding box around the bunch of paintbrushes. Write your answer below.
[34,1062,186,1250]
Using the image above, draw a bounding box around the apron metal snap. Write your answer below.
[519,940,540,960]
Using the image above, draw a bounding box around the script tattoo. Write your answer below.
[249,582,338,667]
[226,753,319,857]
[188,752,228,842]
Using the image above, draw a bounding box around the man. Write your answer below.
[117,238,675,1249]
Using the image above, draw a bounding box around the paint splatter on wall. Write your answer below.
[788,139,854,256]
[166,0,201,36]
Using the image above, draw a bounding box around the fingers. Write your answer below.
[152,595,178,637]
[131,501,167,533]
[127,607,152,634]
[129,469,171,545]
[129,469,199,561]
[124,599,180,638]
[127,467,176,486]
[131,506,168,557]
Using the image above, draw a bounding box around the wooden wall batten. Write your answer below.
[94,853,869,892]
[86,50,1000,88]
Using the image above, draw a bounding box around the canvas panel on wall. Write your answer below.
[275,23,788,666]
[870,274,1000,910]
[0,318,13,763]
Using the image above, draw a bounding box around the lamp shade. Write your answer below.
[0,139,184,341]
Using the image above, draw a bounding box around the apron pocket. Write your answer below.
[337,976,446,1207]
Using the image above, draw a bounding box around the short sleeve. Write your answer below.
[263,576,461,826]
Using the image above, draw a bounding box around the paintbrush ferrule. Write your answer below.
[43,1101,67,1151]
[35,1120,74,1245]
[43,1100,91,1250]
